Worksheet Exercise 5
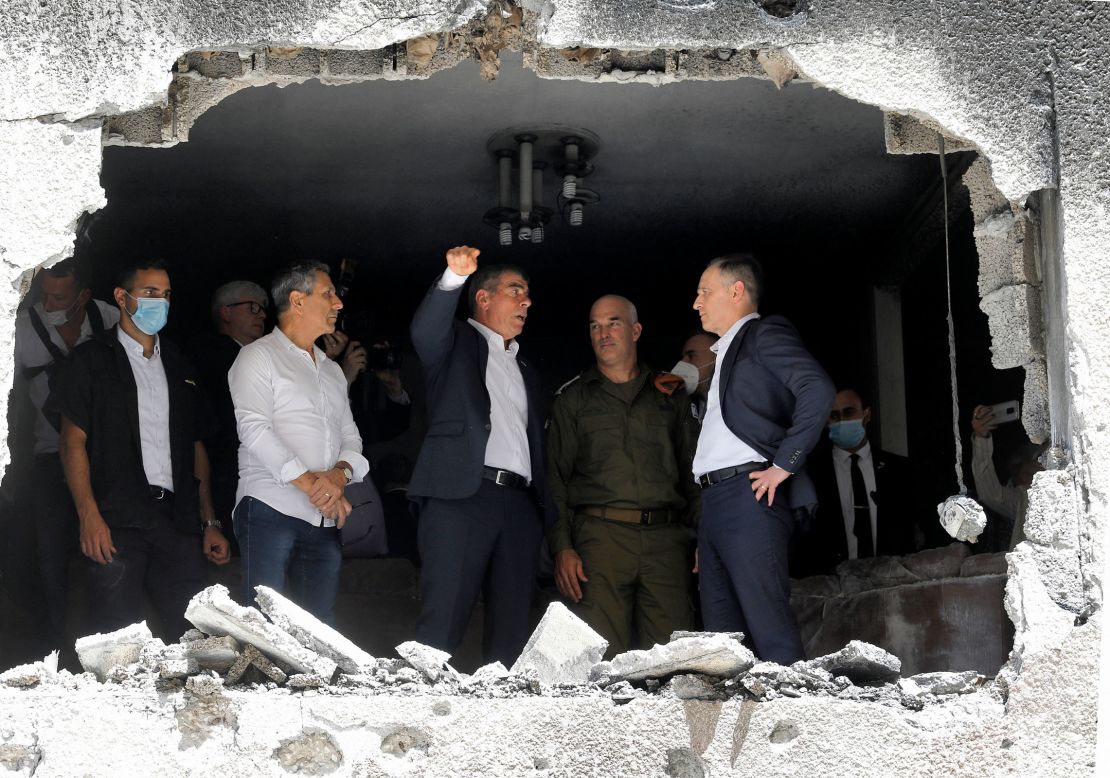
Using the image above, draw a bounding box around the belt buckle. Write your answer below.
[495,470,510,486]
[640,511,650,526]
[151,486,165,500]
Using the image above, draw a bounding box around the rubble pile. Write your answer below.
[0,587,988,711]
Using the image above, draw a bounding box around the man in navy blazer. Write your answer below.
[690,253,834,664]
[409,245,548,666]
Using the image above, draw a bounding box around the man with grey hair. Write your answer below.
[546,294,699,656]
[228,262,369,622]
[188,279,270,540]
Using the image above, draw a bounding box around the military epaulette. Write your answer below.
[554,373,582,396]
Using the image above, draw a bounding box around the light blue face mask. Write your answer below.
[828,419,866,450]
[125,293,170,335]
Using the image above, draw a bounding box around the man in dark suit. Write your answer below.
[690,253,834,664]
[797,387,917,576]
[53,259,231,640]
[408,245,548,666]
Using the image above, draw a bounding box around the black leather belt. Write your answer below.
[482,467,528,489]
[696,461,768,489]
[579,505,677,526]
[149,485,175,502]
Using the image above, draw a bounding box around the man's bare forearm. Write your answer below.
[59,416,99,521]
[194,440,215,522]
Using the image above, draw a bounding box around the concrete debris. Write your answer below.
[756,49,797,88]
[256,585,376,674]
[670,630,745,643]
[597,633,755,682]
[670,673,727,701]
[288,673,327,690]
[898,671,983,697]
[74,621,155,682]
[510,601,608,685]
[185,672,226,698]
[183,634,241,673]
[185,585,337,679]
[607,680,646,703]
[0,652,58,688]
[463,661,510,686]
[807,640,902,684]
[225,645,289,686]
[396,641,460,683]
[937,495,988,543]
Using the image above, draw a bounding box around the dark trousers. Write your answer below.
[697,475,803,664]
[86,501,205,640]
[31,454,78,646]
[233,496,342,625]
[416,480,542,667]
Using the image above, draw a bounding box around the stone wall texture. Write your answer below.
[1,1,1108,775]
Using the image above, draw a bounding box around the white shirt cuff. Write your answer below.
[437,267,468,291]
[339,450,371,483]
[279,456,308,485]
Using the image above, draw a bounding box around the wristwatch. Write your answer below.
[202,518,222,531]
[342,466,353,485]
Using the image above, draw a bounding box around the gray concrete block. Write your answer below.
[807,640,901,684]
[900,670,983,697]
[601,633,755,682]
[509,602,608,685]
[74,622,156,682]
[183,50,245,79]
[255,585,375,675]
[183,635,241,673]
[980,283,1044,368]
[960,553,1009,577]
[974,208,1038,297]
[883,112,975,155]
[261,46,323,77]
[1022,358,1051,444]
[396,641,459,683]
[184,585,336,679]
[325,48,390,78]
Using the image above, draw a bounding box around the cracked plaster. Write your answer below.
[1,1,1109,775]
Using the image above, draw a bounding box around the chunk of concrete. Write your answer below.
[255,585,376,674]
[0,652,58,688]
[463,661,510,686]
[225,644,288,686]
[937,495,988,543]
[396,641,460,683]
[901,670,982,696]
[807,640,901,684]
[184,585,336,679]
[74,622,156,682]
[670,674,725,701]
[602,633,755,682]
[509,601,608,684]
[184,634,241,673]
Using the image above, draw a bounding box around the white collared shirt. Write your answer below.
[229,327,370,526]
[437,268,532,481]
[116,327,174,492]
[831,440,878,558]
[14,301,120,454]
[693,313,763,478]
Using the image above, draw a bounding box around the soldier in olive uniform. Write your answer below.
[546,295,700,656]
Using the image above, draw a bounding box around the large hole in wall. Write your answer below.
[0,40,1037,679]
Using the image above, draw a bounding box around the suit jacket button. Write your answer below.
[484,423,492,431]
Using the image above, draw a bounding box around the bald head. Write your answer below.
[589,294,642,378]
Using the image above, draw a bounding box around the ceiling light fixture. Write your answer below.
[483,126,600,245]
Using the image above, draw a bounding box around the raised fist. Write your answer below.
[446,246,480,277]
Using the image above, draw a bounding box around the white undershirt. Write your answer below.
[831,440,878,558]
[438,268,532,481]
[693,313,763,478]
[117,327,174,492]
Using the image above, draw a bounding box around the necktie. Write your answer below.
[850,454,874,558]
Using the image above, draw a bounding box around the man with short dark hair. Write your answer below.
[409,246,548,666]
[799,387,917,575]
[547,295,699,656]
[229,262,369,623]
[677,331,718,423]
[54,259,230,639]
[14,258,119,649]
[690,253,834,664]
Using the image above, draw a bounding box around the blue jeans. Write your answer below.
[233,496,342,625]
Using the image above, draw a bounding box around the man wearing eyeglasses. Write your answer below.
[53,259,231,640]
[188,281,271,544]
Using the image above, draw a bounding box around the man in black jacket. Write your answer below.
[54,259,230,639]
[690,253,834,664]
[409,245,548,666]
[797,387,918,576]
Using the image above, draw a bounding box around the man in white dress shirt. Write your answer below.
[229,262,369,624]
[407,246,549,666]
[55,259,230,640]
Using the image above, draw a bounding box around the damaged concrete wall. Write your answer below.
[1,0,1108,775]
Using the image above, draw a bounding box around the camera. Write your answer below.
[369,345,403,372]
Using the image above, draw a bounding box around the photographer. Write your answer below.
[970,403,1044,550]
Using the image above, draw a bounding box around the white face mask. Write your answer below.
[669,360,702,395]
[34,300,80,328]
